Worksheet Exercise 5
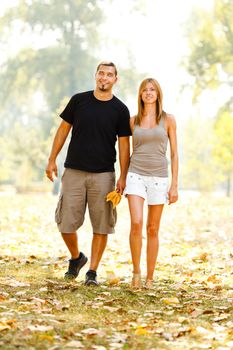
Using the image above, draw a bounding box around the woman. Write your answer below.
[124,78,178,288]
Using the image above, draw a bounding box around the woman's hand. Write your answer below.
[168,186,178,205]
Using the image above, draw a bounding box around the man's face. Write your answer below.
[95,65,117,92]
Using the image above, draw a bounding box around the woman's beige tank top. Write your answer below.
[128,115,168,177]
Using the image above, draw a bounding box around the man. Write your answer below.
[46,61,131,286]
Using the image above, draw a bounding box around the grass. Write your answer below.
[0,192,233,349]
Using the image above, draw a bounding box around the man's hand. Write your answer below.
[45,161,58,182]
[116,177,126,195]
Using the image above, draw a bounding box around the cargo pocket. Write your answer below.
[109,204,117,228]
[55,194,63,224]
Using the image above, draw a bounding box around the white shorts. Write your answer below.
[124,172,169,205]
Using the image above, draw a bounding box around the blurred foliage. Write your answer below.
[213,103,233,196]
[0,122,48,190]
[181,109,233,196]
[181,117,219,192]
[182,0,233,195]
[0,0,143,127]
[184,0,233,101]
[0,0,144,190]
[0,0,105,134]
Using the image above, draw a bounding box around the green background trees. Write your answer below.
[0,0,142,189]
[0,0,232,196]
[182,0,233,195]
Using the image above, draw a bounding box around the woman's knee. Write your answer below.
[146,223,159,237]
[130,221,143,236]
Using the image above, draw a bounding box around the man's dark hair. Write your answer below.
[96,61,118,76]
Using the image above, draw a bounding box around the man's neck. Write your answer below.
[94,88,113,101]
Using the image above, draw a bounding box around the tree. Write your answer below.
[0,0,145,189]
[184,0,233,101]
[0,1,145,132]
[0,0,105,134]
[183,0,233,195]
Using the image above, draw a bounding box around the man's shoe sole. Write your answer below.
[64,274,76,280]
[85,280,98,286]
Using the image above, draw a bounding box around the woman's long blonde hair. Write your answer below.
[135,78,164,125]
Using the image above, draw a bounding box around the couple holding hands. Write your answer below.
[46,61,178,289]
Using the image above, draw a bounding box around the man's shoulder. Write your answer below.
[71,90,93,101]
[112,95,129,113]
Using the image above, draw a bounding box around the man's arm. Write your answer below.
[116,136,130,194]
[45,120,72,182]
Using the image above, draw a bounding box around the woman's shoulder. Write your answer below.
[164,113,176,126]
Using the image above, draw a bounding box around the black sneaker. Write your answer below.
[85,270,98,286]
[64,252,88,280]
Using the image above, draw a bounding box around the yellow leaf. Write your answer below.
[108,278,120,285]
[0,322,11,331]
[38,335,54,342]
[199,253,208,261]
[0,319,17,331]
[207,275,220,283]
[162,297,180,305]
[135,328,149,335]
[106,270,120,285]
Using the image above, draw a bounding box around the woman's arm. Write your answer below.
[129,116,136,133]
[166,114,179,204]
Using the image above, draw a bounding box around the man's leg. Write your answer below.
[89,233,108,271]
[85,171,115,285]
[62,232,88,279]
[55,169,88,279]
[61,232,79,259]
[84,233,107,286]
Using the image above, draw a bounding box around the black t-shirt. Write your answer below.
[60,90,131,172]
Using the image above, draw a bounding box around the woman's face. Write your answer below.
[141,82,157,104]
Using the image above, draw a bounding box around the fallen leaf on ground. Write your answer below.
[25,325,54,332]
[81,328,105,337]
[66,340,84,348]
[192,253,208,262]
[135,327,149,335]
[0,322,11,331]
[162,297,180,305]
[38,334,54,342]
[106,271,120,285]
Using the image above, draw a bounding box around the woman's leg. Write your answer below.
[127,195,144,276]
[146,204,164,281]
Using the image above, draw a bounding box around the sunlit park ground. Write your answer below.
[0,191,233,350]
